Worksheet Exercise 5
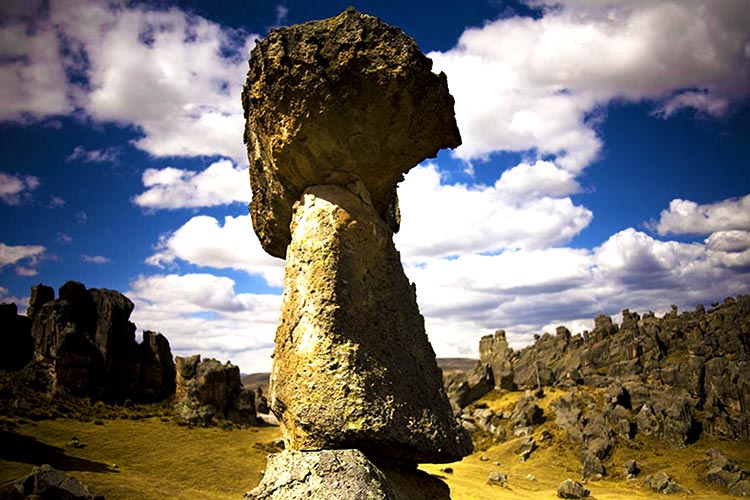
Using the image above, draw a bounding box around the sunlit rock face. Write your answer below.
[242,8,470,495]
[271,182,471,463]
[242,7,461,259]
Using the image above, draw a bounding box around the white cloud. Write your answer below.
[127,273,281,373]
[81,254,110,264]
[495,160,581,198]
[133,160,250,209]
[394,163,592,260]
[67,145,121,164]
[0,286,29,313]
[430,0,750,170]
[1,1,258,162]
[706,230,750,269]
[647,195,750,236]
[0,172,40,205]
[400,226,750,360]
[53,2,257,162]
[146,214,284,287]
[48,195,66,209]
[0,21,72,121]
[0,242,46,275]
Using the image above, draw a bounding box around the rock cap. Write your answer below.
[243,7,461,257]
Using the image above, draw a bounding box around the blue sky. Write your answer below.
[1,0,749,373]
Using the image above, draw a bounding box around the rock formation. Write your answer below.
[452,295,750,483]
[174,355,257,426]
[0,303,33,371]
[242,7,470,498]
[2,281,176,403]
[0,464,105,499]
[138,330,176,401]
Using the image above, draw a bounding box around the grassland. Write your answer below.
[1,387,748,499]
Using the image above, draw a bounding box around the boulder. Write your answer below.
[0,464,104,499]
[268,182,470,463]
[643,471,690,494]
[444,362,494,410]
[242,7,460,258]
[0,303,33,371]
[487,471,508,486]
[623,459,640,479]
[245,449,450,500]
[557,478,589,499]
[175,355,257,426]
[510,393,544,429]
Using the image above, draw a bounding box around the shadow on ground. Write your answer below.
[0,430,111,473]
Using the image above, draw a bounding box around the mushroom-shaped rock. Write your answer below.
[242,7,461,258]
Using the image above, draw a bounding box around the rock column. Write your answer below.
[242,8,471,499]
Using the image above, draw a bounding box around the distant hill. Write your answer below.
[241,358,479,392]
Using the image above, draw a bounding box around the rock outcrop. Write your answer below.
[243,7,469,498]
[453,295,749,485]
[467,296,750,441]
[0,303,33,371]
[3,281,176,403]
[174,355,257,426]
[0,464,104,499]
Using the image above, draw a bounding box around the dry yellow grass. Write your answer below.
[422,388,750,500]
[0,418,281,500]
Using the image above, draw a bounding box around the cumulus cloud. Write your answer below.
[0,1,258,162]
[430,0,750,169]
[394,163,592,260]
[146,214,284,287]
[0,20,72,121]
[647,195,750,236]
[128,273,281,372]
[0,242,46,276]
[133,160,250,209]
[400,226,750,359]
[0,172,40,205]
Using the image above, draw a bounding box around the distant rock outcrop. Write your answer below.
[243,7,468,498]
[453,295,750,484]
[174,355,257,426]
[0,303,33,371]
[2,281,176,403]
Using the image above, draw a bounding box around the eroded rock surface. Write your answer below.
[242,7,460,258]
[270,182,470,463]
[246,449,450,500]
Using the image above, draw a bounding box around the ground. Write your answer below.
[1,387,748,499]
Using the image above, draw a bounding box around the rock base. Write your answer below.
[245,449,450,500]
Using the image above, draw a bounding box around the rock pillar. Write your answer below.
[242,7,471,498]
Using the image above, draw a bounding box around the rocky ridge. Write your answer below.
[448,295,750,495]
